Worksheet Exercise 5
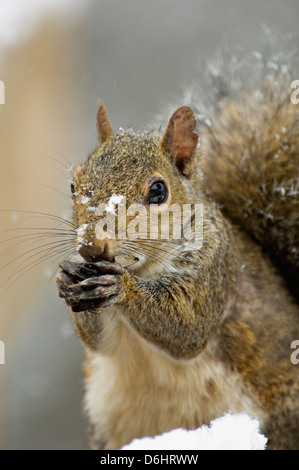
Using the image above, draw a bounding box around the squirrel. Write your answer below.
[56,45,299,450]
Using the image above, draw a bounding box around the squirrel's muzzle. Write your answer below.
[76,223,118,262]
[78,242,117,262]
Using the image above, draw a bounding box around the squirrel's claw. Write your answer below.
[56,260,123,312]
[58,260,124,277]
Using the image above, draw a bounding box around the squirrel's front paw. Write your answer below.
[56,260,124,312]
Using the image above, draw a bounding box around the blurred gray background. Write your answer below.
[0,0,298,450]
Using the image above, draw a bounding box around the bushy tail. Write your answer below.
[194,37,299,301]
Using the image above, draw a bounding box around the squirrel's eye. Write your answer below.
[70,181,76,199]
[148,181,167,204]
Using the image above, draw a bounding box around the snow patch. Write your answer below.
[77,195,90,204]
[121,413,267,450]
[76,223,88,250]
[105,194,125,215]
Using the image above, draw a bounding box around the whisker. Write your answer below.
[123,240,173,274]
[2,240,75,281]
[1,246,76,294]
[117,245,163,278]
[39,143,73,169]
[29,183,70,198]
[2,227,76,237]
[40,157,70,179]
[0,207,78,295]
[45,247,79,284]
[0,233,75,259]
[122,229,183,246]
[0,239,75,275]
[137,239,179,260]
[40,155,70,172]
[129,237,180,258]
[0,210,77,229]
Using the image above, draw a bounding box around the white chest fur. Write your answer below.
[84,314,264,450]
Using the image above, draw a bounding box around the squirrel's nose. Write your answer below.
[78,242,115,262]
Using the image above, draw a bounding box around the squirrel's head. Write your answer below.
[71,101,199,271]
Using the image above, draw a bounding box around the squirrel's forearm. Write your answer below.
[119,260,233,359]
[69,309,104,350]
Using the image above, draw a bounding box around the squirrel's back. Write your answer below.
[180,39,299,302]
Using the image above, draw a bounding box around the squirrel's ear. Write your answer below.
[96,100,114,145]
[160,106,198,176]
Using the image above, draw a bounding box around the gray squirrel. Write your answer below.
[56,39,299,450]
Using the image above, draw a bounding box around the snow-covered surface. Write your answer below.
[122,413,268,450]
